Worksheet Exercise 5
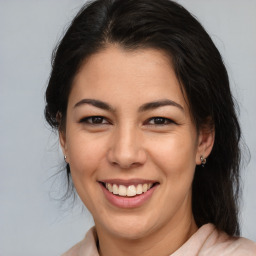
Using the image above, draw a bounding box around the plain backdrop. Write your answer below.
[0,0,255,255]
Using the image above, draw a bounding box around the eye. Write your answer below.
[79,116,110,125]
[146,117,174,125]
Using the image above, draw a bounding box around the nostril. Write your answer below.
[107,142,147,169]
[121,161,142,169]
[111,161,118,166]
[110,159,141,169]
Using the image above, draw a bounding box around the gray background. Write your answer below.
[0,0,255,255]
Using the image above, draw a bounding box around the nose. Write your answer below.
[107,125,147,169]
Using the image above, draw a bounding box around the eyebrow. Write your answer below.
[138,99,184,112]
[74,99,115,112]
[73,98,184,112]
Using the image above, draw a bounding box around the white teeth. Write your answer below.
[113,184,119,195]
[127,185,136,197]
[142,184,148,193]
[105,182,153,196]
[106,183,113,192]
[136,184,143,194]
[118,185,127,196]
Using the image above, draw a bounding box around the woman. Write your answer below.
[45,0,256,255]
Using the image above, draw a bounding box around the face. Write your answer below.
[60,46,213,240]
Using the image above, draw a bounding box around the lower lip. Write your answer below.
[100,183,158,208]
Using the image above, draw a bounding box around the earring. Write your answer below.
[64,155,67,163]
[200,155,207,167]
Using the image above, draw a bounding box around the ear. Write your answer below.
[195,123,215,165]
[59,129,69,163]
[57,111,69,163]
[59,128,67,156]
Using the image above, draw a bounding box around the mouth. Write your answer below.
[100,182,158,197]
[98,179,159,208]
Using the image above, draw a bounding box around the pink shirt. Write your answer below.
[62,224,256,256]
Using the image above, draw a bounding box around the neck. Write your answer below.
[96,208,198,256]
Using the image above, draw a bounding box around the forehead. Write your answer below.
[70,45,188,112]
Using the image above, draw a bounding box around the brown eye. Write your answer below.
[80,116,109,125]
[153,117,166,124]
[147,117,174,125]
[91,116,104,124]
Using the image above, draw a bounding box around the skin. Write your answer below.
[60,45,214,256]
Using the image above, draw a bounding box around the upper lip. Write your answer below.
[99,179,159,186]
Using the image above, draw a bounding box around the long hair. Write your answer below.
[45,0,241,236]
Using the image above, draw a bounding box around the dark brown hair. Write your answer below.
[45,0,242,236]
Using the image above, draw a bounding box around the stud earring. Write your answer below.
[200,155,207,167]
[64,155,67,163]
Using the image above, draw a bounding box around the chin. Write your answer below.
[99,214,157,240]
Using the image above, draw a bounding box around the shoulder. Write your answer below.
[199,224,256,256]
[61,240,84,256]
[171,224,256,256]
[61,227,99,256]
[203,236,256,256]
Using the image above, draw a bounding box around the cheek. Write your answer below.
[66,132,109,179]
[66,132,110,211]
[148,131,198,175]
[147,132,197,218]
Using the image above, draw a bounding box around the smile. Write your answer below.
[105,183,153,197]
[99,179,159,208]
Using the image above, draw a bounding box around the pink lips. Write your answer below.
[99,179,159,208]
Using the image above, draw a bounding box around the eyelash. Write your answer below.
[146,117,175,126]
[79,116,175,126]
[79,116,111,125]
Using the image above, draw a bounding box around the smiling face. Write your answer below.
[60,46,214,242]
